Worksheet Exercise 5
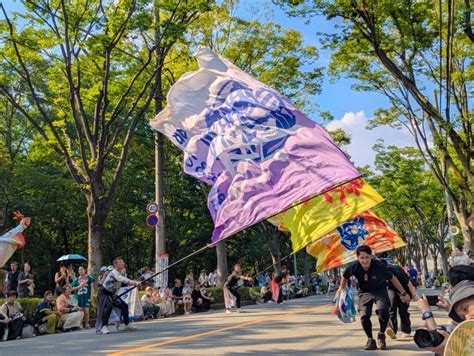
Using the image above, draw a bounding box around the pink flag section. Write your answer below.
[150,47,360,243]
[0,223,27,267]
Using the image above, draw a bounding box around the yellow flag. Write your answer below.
[268,178,384,251]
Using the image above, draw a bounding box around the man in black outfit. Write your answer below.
[224,264,253,314]
[381,259,418,340]
[338,246,411,351]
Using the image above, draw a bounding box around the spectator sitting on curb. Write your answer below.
[192,282,213,312]
[141,287,160,319]
[1,291,27,340]
[35,291,59,334]
[161,287,176,316]
[261,283,272,303]
[56,285,84,331]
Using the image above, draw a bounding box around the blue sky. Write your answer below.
[237,1,415,167]
[2,0,415,167]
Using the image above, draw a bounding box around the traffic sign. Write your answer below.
[146,214,159,227]
[146,202,159,214]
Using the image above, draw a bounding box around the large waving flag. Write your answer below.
[269,178,384,251]
[150,47,363,244]
[0,216,30,267]
[306,210,406,272]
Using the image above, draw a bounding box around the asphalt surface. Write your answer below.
[1,290,450,355]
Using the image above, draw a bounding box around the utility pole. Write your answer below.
[154,0,166,288]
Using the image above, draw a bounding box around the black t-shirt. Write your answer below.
[191,289,201,303]
[343,259,393,293]
[224,272,240,289]
[273,270,288,284]
[172,285,183,297]
[7,270,20,291]
[387,265,412,296]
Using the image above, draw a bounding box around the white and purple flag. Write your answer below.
[150,47,360,244]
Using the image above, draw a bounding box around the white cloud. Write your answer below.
[326,111,416,168]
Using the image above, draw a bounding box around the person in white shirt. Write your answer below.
[98,257,140,334]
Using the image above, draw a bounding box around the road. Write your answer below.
[2,291,449,355]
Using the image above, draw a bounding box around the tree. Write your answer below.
[367,144,449,276]
[0,82,31,229]
[0,0,212,273]
[276,0,473,255]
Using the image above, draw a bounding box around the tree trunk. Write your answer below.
[456,210,474,257]
[432,253,439,277]
[216,240,228,287]
[421,253,429,277]
[439,240,449,277]
[267,230,281,272]
[86,195,108,275]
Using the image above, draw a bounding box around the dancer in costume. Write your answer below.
[381,259,418,340]
[98,257,140,334]
[224,264,253,314]
[271,266,289,304]
[338,245,411,351]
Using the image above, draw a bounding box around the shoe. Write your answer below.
[100,326,109,335]
[115,323,121,331]
[401,332,411,338]
[84,324,91,329]
[225,309,232,314]
[125,324,137,331]
[377,334,387,350]
[386,327,397,340]
[184,311,190,316]
[363,339,377,350]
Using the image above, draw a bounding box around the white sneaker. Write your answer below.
[125,324,137,331]
[100,326,109,335]
[184,311,190,316]
[225,309,232,314]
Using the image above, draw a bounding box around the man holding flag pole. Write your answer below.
[338,245,412,351]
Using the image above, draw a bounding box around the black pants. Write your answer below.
[277,285,284,303]
[7,318,24,340]
[228,287,241,308]
[100,288,130,327]
[387,289,411,334]
[358,291,390,340]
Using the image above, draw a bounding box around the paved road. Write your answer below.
[2,291,449,355]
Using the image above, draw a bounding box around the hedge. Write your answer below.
[4,286,260,319]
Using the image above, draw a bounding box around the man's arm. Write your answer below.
[390,276,411,303]
[111,270,139,286]
[407,281,419,301]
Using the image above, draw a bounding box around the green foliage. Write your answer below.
[1,0,318,296]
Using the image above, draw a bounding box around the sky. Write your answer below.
[2,0,416,168]
[237,1,416,167]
